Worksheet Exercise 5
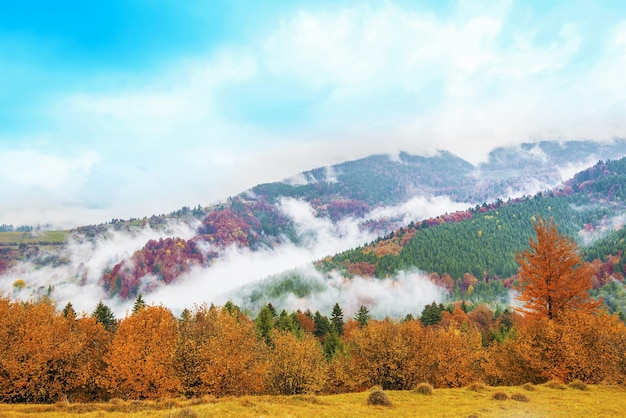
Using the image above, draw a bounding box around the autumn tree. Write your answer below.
[104,305,180,399]
[266,331,326,395]
[198,308,268,396]
[515,217,602,320]
[0,297,110,403]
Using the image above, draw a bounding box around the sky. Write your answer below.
[1,0,626,228]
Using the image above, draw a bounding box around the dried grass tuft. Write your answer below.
[491,391,509,401]
[466,381,487,392]
[511,392,530,402]
[367,389,392,406]
[568,379,588,391]
[414,382,434,395]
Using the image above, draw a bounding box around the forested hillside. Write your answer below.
[95,142,626,299]
[237,158,626,315]
[2,140,626,302]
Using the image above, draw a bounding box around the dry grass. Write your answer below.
[544,379,567,390]
[413,382,434,395]
[466,381,487,392]
[491,391,509,401]
[0,384,624,417]
[568,379,588,391]
[511,392,530,402]
[366,390,392,406]
[521,382,535,391]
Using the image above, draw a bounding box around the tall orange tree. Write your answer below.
[515,217,602,320]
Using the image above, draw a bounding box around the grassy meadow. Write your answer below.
[0,383,623,417]
[0,230,69,246]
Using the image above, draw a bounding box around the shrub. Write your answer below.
[521,383,535,391]
[466,381,486,392]
[367,389,392,406]
[414,382,434,395]
[568,380,588,391]
[491,391,509,401]
[511,393,530,402]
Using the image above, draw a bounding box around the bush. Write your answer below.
[491,391,509,401]
[521,383,535,391]
[511,393,529,402]
[367,389,392,406]
[466,381,486,392]
[568,380,588,390]
[414,382,434,395]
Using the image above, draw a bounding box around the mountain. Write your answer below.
[1,139,626,304]
[234,157,626,317]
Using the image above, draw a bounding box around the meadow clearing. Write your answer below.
[0,383,623,418]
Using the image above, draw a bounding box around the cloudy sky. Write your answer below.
[1,0,626,227]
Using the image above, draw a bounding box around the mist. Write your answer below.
[0,194,469,317]
[228,265,446,319]
[0,220,198,316]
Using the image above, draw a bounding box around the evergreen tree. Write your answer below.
[267,303,278,318]
[179,308,192,322]
[255,304,275,345]
[62,302,76,319]
[92,300,117,332]
[323,331,343,360]
[313,311,332,339]
[420,302,442,326]
[276,310,295,333]
[132,294,147,314]
[330,303,344,335]
[223,300,241,316]
[354,305,371,328]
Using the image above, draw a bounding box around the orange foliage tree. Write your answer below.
[485,311,626,385]
[198,307,268,396]
[104,305,180,399]
[0,297,110,403]
[515,217,602,320]
[266,331,326,395]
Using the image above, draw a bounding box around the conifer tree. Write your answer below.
[354,305,371,328]
[331,303,344,335]
[515,217,602,320]
[62,301,76,319]
[255,304,275,345]
[132,294,146,315]
[323,331,343,360]
[420,302,442,326]
[92,300,117,332]
[314,311,332,339]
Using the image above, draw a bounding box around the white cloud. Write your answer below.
[0,221,198,315]
[3,2,626,226]
[0,149,98,190]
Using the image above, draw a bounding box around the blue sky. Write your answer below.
[1,0,626,227]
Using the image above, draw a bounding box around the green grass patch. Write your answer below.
[0,230,69,246]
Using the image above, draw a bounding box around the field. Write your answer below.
[0,384,623,417]
[0,230,69,247]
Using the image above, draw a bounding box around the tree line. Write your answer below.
[1,217,624,403]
